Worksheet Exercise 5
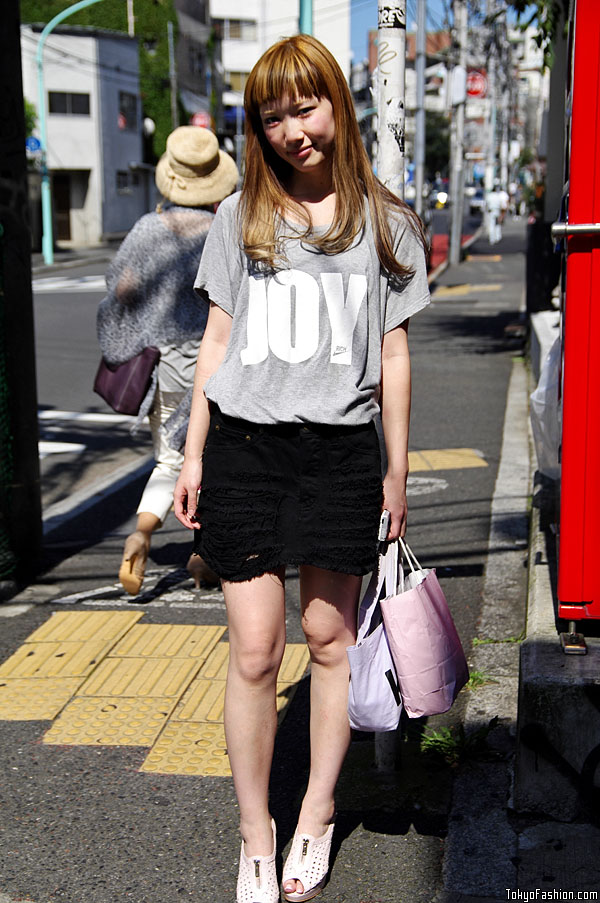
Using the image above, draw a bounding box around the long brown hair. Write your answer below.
[241,34,428,275]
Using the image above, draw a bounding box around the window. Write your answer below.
[225,71,247,93]
[118,92,138,131]
[213,18,257,41]
[49,91,90,115]
[116,171,130,192]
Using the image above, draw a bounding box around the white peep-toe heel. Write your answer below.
[237,818,279,903]
[281,822,335,902]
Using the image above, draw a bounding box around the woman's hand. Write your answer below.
[382,470,408,540]
[174,457,203,530]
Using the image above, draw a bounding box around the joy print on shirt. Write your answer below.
[240,269,367,366]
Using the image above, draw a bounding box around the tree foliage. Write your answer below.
[425,111,450,179]
[20,0,178,159]
[505,0,570,68]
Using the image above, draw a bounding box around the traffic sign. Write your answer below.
[191,111,212,129]
[26,136,41,152]
[467,70,488,98]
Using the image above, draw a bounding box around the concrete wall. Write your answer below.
[96,36,145,236]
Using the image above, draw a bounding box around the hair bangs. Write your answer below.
[245,43,328,114]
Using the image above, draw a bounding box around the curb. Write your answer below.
[427,225,484,287]
[441,357,530,900]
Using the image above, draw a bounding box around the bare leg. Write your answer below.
[282,565,361,897]
[223,568,287,857]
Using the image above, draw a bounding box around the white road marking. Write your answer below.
[407,475,450,495]
[39,410,138,425]
[39,440,86,458]
[33,274,106,293]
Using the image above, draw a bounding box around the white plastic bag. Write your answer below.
[530,336,561,480]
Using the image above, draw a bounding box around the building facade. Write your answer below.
[21,24,147,247]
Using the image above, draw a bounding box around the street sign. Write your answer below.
[466,69,487,98]
[190,111,212,129]
[26,136,41,152]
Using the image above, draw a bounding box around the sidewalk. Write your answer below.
[0,221,597,902]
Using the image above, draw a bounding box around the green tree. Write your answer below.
[425,111,450,180]
[24,98,37,136]
[20,0,178,159]
[506,0,570,68]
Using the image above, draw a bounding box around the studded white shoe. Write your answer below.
[236,818,279,903]
[281,822,334,902]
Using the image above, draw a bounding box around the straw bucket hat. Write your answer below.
[155,126,239,206]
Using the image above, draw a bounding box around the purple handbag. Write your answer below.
[347,548,402,733]
[380,539,469,719]
[93,347,160,415]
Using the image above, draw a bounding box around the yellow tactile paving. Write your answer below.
[25,610,143,643]
[0,677,84,720]
[0,639,116,679]
[279,644,310,683]
[109,624,225,659]
[77,656,202,698]
[43,697,176,746]
[197,641,230,680]
[432,282,502,298]
[139,722,232,776]
[408,448,487,472]
[173,678,226,722]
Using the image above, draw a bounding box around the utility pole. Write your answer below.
[36,0,104,265]
[127,0,135,37]
[167,20,178,131]
[449,0,467,265]
[377,0,407,199]
[375,0,407,773]
[299,0,313,35]
[414,0,427,220]
[485,0,498,197]
[1,0,42,591]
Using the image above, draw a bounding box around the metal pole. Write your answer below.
[127,0,135,37]
[36,0,104,265]
[377,0,407,198]
[414,0,426,219]
[485,0,497,196]
[299,0,313,35]
[449,0,467,265]
[168,20,178,131]
[375,0,407,772]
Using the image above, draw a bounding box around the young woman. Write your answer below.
[174,35,429,903]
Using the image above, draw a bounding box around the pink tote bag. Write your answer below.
[380,539,469,718]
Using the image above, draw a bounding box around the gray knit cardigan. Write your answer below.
[97,205,214,441]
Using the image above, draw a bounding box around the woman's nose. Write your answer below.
[283,116,302,142]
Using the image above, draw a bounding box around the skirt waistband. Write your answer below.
[210,404,374,439]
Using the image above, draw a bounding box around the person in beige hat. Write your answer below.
[97,125,239,596]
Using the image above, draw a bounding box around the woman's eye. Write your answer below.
[299,106,314,116]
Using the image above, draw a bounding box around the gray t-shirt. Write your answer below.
[194,192,430,425]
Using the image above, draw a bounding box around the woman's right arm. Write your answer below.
[173,301,232,529]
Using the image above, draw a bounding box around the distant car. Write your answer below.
[469,188,485,216]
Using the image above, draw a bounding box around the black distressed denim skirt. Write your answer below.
[192,406,383,583]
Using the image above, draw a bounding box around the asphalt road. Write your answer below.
[0,219,528,903]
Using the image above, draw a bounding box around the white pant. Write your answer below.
[137,392,184,523]
[487,212,502,244]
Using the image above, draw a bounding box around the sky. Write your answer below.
[351,0,452,61]
[350,0,535,62]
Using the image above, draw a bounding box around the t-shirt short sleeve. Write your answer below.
[194,192,243,316]
[381,212,430,333]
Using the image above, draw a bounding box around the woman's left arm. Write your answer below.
[380,320,411,540]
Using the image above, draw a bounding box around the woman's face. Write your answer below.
[259,95,335,178]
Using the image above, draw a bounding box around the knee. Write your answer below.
[302,620,348,668]
[229,638,283,686]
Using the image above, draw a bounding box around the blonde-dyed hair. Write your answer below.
[241,34,428,275]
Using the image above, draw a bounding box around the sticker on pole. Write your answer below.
[378,4,406,29]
